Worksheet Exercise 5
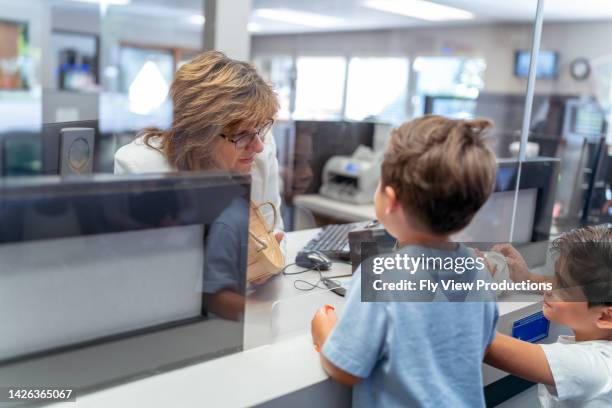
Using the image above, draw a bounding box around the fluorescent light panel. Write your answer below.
[247,22,262,33]
[188,14,205,25]
[364,0,474,21]
[254,8,344,28]
[69,0,131,5]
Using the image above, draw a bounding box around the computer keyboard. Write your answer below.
[302,221,374,260]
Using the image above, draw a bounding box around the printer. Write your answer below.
[319,145,383,204]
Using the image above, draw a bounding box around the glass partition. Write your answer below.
[0,0,207,178]
[97,1,203,174]
[526,0,612,235]
[0,172,250,395]
[0,0,44,177]
[252,0,539,239]
[2,0,591,401]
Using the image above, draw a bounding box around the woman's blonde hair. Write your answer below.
[143,51,279,171]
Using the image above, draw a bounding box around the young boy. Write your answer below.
[486,226,612,407]
[311,115,499,407]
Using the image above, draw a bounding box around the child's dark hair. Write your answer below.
[381,115,497,234]
[552,224,612,307]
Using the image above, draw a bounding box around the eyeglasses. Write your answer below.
[219,121,274,150]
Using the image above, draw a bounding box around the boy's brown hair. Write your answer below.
[552,224,612,307]
[381,115,496,234]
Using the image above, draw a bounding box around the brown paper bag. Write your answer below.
[246,201,285,282]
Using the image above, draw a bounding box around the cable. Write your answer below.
[282,261,352,276]
[282,261,351,292]
[293,271,327,291]
[281,262,314,276]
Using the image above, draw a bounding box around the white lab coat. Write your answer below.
[113,133,285,239]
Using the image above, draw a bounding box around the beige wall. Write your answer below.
[252,20,612,98]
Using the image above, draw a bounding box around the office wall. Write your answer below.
[50,6,202,53]
[41,5,204,124]
[51,6,100,35]
[252,20,612,97]
[538,21,612,95]
[49,5,203,92]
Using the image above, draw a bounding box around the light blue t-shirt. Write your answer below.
[322,244,499,408]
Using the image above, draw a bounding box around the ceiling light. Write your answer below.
[129,61,169,115]
[69,0,131,6]
[248,22,262,33]
[254,8,344,28]
[188,14,205,25]
[364,0,474,21]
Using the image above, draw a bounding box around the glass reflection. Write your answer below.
[0,0,43,177]
[527,1,612,233]
[254,0,538,240]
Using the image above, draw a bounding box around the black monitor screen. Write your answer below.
[515,50,559,79]
[283,120,374,204]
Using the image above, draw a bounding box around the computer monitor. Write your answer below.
[514,50,559,79]
[288,120,374,198]
[471,92,572,158]
[453,189,538,243]
[454,158,560,244]
[424,96,477,119]
[41,120,98,176]
[562,99,606,144]
[582,137,610,224]
[0,172,250,394]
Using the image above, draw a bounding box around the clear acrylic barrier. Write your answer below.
[244,262,353,349]
[269,285,347,344]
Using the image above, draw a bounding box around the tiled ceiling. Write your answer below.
[51,0,612,35]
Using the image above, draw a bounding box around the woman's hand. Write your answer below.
[311,305,337,351]
[274,231,284,244]
[491,244,532,283]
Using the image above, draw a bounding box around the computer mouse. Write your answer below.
[295,250,332,271]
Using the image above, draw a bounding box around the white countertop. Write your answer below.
[47,228,542,407]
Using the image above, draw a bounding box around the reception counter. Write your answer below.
[45,228,561,408]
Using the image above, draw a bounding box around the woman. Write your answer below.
[114,50,284,237]
[114,51,284,319]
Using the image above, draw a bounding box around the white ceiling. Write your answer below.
[51,0,612,35]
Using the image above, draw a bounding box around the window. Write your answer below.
[254,57,294,120]
[345,57,409,124]
[294,57,346,120]
[119,46,173,115]
[119,46,174,94]
[412,56,486,118]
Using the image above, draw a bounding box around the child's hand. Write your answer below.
[491,244,532,283]
[474,249,497,276]
[311,304,337,352]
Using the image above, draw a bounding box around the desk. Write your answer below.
[46,228,556,408]
[293,194,375,223]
